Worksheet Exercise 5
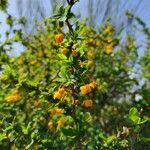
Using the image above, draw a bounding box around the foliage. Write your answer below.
[0,0,8,11]
[0,0,149,149]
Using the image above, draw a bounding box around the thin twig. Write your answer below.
[65,0,76,35]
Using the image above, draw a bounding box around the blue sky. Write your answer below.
[0,0,150,55]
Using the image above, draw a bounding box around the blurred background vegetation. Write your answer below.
[1,0,150,55]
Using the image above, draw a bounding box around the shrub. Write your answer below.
[0,0,149,149]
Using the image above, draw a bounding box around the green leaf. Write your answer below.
[84,112,92,123]
[22,127,28,135]
[6,15,13,26]
[29,91,36,97]
[25,139,34,149]
[0,133,7,142]
[17,17,26,25]
[140,137,150,143]
[138,118,148,125]
[57,54,67,60]
[61,127,76,137]
[59,16,67,22]
[0,0,8,11]
[59,65,69,80]
[128,107,141,125]
[106,135,116,144]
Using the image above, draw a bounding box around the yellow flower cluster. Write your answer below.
[89,81,97,89]
[55,33,64,44]
[80,84,91,95]
[53,88,65,100]
[87,47,95,68]
[87,60,94,67]
[95,40,101,46]
[103,22,114,35]
[80,81,97,95]
[87,48,94,59]
[60,48,69,55]
[30,60,37,65]
[33,100,42,107]
[83,99,93,108]
[5,90,21,103]
[57,119,66,127]
[48,118,66,129]
[103,23,114,54]
[51,108,64,115]
[72,50,78,57]
[105,44,113,54]
[48,121,54,129]
[86,38,94,46]
[79,60,94,68]
[89,22,114,55]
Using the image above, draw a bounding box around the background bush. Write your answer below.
[0,0,149,149]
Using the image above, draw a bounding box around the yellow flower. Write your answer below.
[48,121,54,129]
[107,37,113,43]
[89,81,97,89]
[33,100,42,107]
[104,23,113,35]
[6,94,21,103]
[79,61,85,68]
[80,84,91,95]
[83,99,93,108]
[72,50,78,57]
[96,41,101,46]
[105,44,113,54]
[5,89,21,103]
[57,119,66,127]
[53,91,63,100]
[104,28,112,35]
[51,108,64,115]
[89,38,94,43]
[53,88,65,100]
[55,33,64,44]
[87,38,94,45]
[60,48,68,55]
[30,60,37,65]
[87,60,94,67]
[58,88,65,95]
[87,49,94,59]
